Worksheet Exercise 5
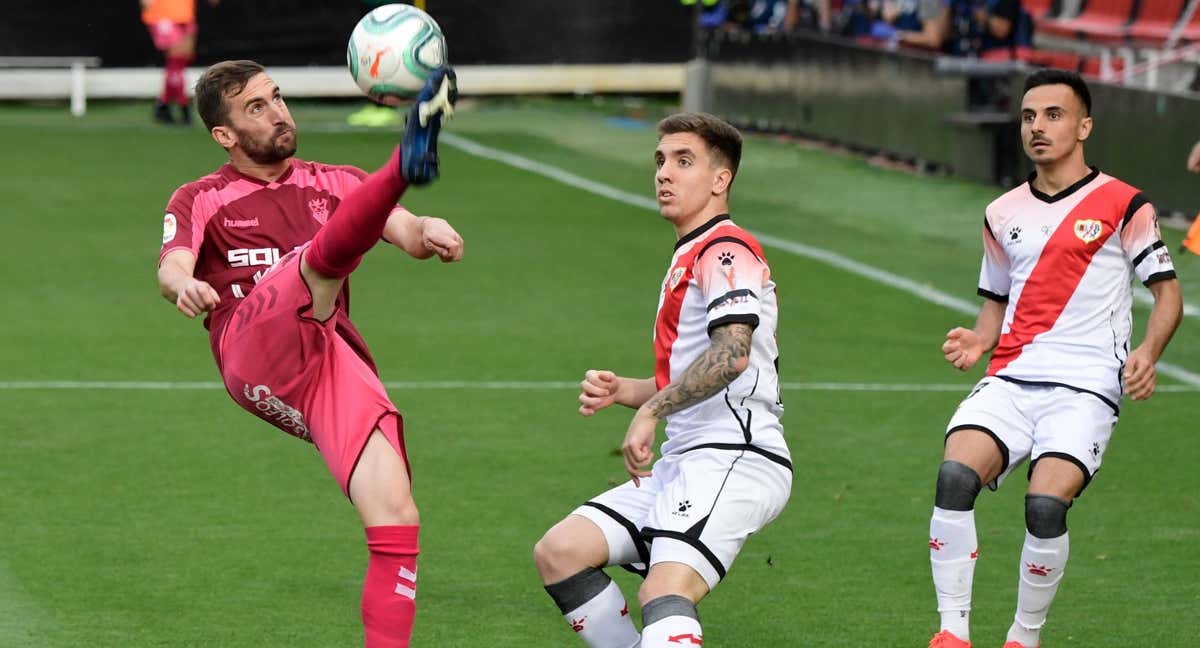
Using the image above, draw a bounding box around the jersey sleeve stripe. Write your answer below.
[977,287,1009,302]
[1131,240,1166,268]
[1121,191,1150,228]
[707,288,759,312]
[1144,270,1177,286]
[696,236,762,263]
[707,313,759,334]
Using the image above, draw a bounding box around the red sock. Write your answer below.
[362,525,420,648]
[163,56,190,105]
[306,147,407,278]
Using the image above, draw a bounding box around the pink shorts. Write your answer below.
[218,246,407,497]
[146,20,196,51]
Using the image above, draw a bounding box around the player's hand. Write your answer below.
[420,217,463,262]
[1188,140,1200,173]
[175,278,220,319]
[943,327,985,371]
[1123,347,1157,401]
[622,408,657,487]
[579,369,620,416]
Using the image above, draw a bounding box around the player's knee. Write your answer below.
[1025,493,1070,538]
[533,527,582,578]
[935,460,983,511]
[638,569,707,607]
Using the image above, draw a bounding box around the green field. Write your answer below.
[1,98,1197,646]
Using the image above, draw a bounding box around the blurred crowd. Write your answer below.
[698,0,1034,58]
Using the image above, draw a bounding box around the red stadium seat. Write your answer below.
[1080,54,1126,77]
[1022,0,1054,20]
[1126,0,1186,44]
[1036,0,1136,41]
[1174,5,1200,42]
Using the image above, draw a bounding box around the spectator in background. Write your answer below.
[896,0,1026,56]
[141,0,219,125]
[699,0,832,34]
[841,0,941,44]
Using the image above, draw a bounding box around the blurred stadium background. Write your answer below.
[2,1,1197,646]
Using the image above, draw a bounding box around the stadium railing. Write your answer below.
[0,56,101,117]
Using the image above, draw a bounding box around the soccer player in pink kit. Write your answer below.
[928,70,1182,648]
[156,60,459,647]
[533,113,791,647]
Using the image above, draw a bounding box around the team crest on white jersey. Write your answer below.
[1073,219,1103,243]
[162,213,177,244]
[668,266,686,290]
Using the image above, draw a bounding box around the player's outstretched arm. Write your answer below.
[381,207,464,262]
[943,298,1005,371]
[158,249,220,319]
[1125,278,1183,401]
[578,370,655,416]
[1188,140,1200,173]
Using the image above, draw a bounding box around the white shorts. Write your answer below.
[572,447,792,590]
[945,377,1119,494]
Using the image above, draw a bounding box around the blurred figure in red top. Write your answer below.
[141,0,219,125]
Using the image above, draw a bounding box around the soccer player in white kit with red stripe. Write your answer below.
[533,113,791,647]
[927,71,1182,648]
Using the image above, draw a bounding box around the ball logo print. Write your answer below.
[347,4,447,102]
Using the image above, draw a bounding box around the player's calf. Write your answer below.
[1006,494,1070,648]
[542,567,639,648]
[640,595,703,647]
[930,460,984,642]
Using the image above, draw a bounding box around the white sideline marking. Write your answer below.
[439,133,1200,388]
[0,381,1194,393]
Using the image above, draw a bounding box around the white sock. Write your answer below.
[930,506,978,641]
[564,580,639,648]
[546,569,639,648]
[1007,530,1069,647]
[640,595,703,647]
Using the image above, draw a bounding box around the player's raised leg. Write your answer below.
[1004,458,1082,648]
[534,516,640,648]
[352,427,421,648]
[929,429,1005,648]
[303,67,457,318]
[638,563,708,648]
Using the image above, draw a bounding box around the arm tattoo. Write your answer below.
[644,323,753,419]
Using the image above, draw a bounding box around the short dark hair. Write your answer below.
[1023,69,1092,116]
[657,112,743,183]
[195,60,267,131]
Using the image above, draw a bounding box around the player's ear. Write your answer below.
[712,167,733,196]
[1077,115,1093,143]
[211,125,236,150]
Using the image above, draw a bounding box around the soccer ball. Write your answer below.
[347,4,447,102]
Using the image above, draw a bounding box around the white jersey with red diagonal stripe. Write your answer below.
[978,168,1176,409]
[653,215,788,461]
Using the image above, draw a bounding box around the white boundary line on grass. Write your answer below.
[439,133,1200,388]
[0,380,1194,393]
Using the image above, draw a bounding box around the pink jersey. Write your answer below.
[653,215,788,464]
[158,159,374,364]
[978,168,1176,410]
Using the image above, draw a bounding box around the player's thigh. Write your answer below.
[945,377,1035,488]
[644,450,791,593]
[569,473,664,572]
[350,427,417,527]
[1028,388,1117,499]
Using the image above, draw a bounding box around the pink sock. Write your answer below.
[306,147,406,278]
[163,56,189,105]
[362,525,420,648]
